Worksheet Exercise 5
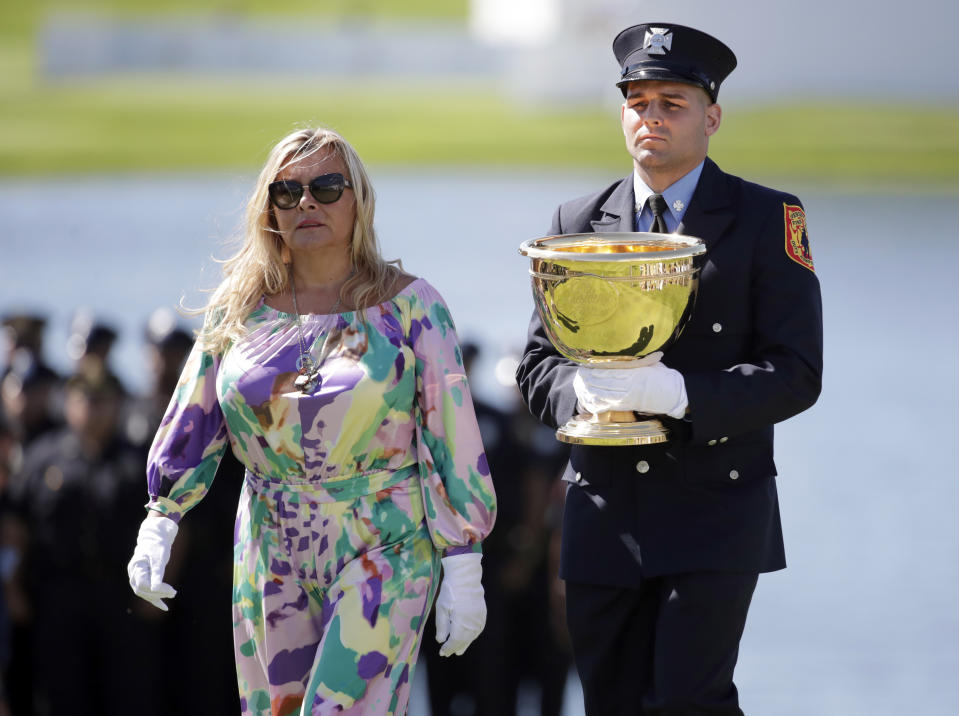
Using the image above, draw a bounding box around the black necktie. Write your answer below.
[648,194,669,233]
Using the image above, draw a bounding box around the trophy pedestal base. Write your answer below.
[556,415,669,446]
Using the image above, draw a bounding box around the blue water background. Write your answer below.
[1,170,957,714]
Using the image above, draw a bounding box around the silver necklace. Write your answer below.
[289,268,351,394]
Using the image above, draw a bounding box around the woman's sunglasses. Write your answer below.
[268,173,352,210]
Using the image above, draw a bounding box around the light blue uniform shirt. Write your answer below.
[633,161,705,233]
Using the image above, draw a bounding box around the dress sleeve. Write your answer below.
[145,333,230,523]
[408,282,497,556]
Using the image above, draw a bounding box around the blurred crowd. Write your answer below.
[0,308,238,716]
[0,308,572,716]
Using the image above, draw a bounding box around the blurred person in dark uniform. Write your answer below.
[126,308,240,716]
[0,412,22,492]
[1,313,61,446]
[499,355,573,716]
[0,414,19,716]
[1,314,56,381]
[516,23,823,715]
[66,309,121,388]
[7,370,166,716]
[424,343,570,715]
[123,308,195,449]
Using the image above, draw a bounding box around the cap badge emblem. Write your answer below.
[644,28,672,55]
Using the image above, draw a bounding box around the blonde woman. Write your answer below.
[127,127,496,715]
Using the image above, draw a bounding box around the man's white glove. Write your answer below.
[573,353,688,419]
[127,514,179,611]
[435,553,486,657]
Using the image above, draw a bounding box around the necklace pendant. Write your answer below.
[294,353,321,394]
[294,369,320,394]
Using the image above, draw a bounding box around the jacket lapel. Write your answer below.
[590,176,635,233]
[677,157,735,251]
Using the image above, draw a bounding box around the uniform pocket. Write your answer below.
[682,438,775,489]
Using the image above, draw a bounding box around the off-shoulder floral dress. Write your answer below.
[145,278,496,716]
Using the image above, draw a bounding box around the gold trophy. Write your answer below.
[519,232,706,446]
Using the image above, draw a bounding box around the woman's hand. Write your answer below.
[434,553,486,657]
[127,512,179,611]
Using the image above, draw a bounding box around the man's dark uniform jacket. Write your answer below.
[516,157,823,587]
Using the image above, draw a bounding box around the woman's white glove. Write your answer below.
[435,553,486,657]
[127,514,179,611]
[573,353,688,418]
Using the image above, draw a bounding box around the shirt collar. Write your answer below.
[633,161,705,224]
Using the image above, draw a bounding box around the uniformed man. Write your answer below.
[125,308,240,715]
[9,371,166,715]
[515,23,823,715]
[1,313,61,447]
[66,309,121,387]
[124,308,194,448]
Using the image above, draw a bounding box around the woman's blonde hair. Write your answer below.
[197,126,399,354]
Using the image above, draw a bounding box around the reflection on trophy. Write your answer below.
[519,232,706,446]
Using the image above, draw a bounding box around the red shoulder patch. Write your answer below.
[783,203,814,272]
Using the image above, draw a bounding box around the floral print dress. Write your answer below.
[145,278,497,715]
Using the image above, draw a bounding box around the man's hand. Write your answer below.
[573,353,688,418]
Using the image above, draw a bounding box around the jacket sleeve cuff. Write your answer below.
[442,542,483,558]
[145,496,184,524]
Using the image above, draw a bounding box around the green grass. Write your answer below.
[0,74,624,172]
[714,103,959,191]
[4,72,958,192]
[1,2,957,190]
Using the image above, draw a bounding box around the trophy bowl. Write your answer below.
[519,232,706,446]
